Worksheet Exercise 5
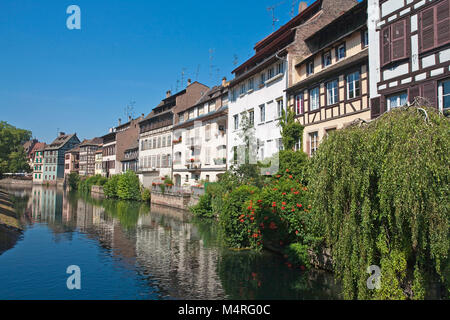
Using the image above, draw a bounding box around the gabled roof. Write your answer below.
[45,134,77,151]
[232,0,324,75]
[176,84,228,115]
[30,142,46,154]
[79,137,103,147]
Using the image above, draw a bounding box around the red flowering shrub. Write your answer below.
[219,185,260,249]
[247,176,312,250]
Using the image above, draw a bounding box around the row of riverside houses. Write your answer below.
[30,0,449,188]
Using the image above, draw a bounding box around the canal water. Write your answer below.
[0,186,341,300]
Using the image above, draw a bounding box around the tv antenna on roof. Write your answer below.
[290,0,299,18]
[181,68,186,88]
[267,1,285,31]
[195,64,201,80]
[233,54,238,67]
[125,101,136,120]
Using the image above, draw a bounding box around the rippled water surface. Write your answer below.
[0,186,340,300]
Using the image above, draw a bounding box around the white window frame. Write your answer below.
[310,132,319,156]
[306,61,314,76]
[438,79,450,113]
[276,61,284,75]
[347,71,361,100]
[327,80,339,106]
[387,91,408,111]
[295,94,304,115]
[337,44,346,60]
[276,99,284,118]
[309,87,320,111]
[234,115,239,130]
[259,104,265,123]
[268,67,275,79]
[363,30,369,47]
[323,51,332,67]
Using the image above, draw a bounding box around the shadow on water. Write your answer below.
[0,185,341,300]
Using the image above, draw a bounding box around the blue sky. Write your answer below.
[0,0,317,143]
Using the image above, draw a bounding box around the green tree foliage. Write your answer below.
[190,193,214,218]
[278,150,309,184]
[0,121,32,176]
[68,172,80,191]
[78,175,108,194]
[278,108,304,151]
[103,174,120,199]
[308,106,450,299]
[117,171,141,201]
[141,188,151,203]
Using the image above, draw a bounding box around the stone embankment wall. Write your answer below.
[0,178,32,187]
[0,190,22,232]
[151,191,198,211]
[91,185,105,199]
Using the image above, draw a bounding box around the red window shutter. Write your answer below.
[408,85,420,103]
[420,6,436,52]
[421,82,437,108]
[436,0,450,46]
[391,19,407,61]
[381,26,391,66]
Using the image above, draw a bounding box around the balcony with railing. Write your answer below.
[185,159,201,171]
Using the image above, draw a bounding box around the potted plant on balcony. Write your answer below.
[190,158,195,163]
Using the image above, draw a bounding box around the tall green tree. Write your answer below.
[278,108,304,151]
[0,121,32,177]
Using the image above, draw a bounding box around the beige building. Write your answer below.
[95,148,103,176]
[172,80,229,187]
[286,1,370,156]
[138,81,209,188]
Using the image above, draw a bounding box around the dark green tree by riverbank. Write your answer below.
[0,121,32,177]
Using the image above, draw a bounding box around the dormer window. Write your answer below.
[248,78,254,91]
[276,61,284,74]
[268,67,275,79]
[336,44,346,61]
[260,73,266,85]
[306,60,314,76]
[323,51,332,67]
[240,83,246,95]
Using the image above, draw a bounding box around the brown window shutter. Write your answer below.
[391,19,407,61]
[420,6,436,52]
[381,26,391,66]
[380,96,387,115]
[408,85,420,103]
[421,82,437,108]
[370,97,381,119]
[436,0,450,46]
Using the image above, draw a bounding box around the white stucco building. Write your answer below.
[172,82,229,186]
[138,81,209,188]
[228,57,287,166]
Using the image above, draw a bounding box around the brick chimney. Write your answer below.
[187,79,192,86]
[222,77,227,87]
[59,132,65,137]
[298,1,307,14]
[118,118,121,126]
[166,90,172,98]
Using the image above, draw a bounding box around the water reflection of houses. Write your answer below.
[135,206,225,300]
[28,186,63,224]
